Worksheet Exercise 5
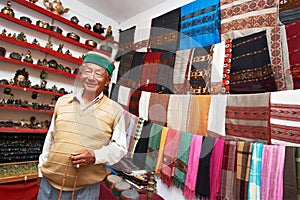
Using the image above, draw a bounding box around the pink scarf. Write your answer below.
[261,145,286,200]
[183,135,203,200]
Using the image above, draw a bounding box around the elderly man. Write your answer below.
[37,51,127,200]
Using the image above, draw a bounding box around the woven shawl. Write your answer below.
[209,138,225,200]
[286,20,300,89]
[128,89,141,116]
[248,142,263,200]
[230,31,277,93]
[207,95,227,137]
[110,83,120,102]
[117,52,135,87]
[279,0,300,24]
[187,95,211,136]
[180,0,221,49]
[283,147,298,200]
[220,140,237,200]
[160,128,181,187]
[183,135,203,200]
[173,49,193,94]
[148,93,170,126]
[155,127,169,174]
[296,147,300,200]
[220,0,277,38]
[115,26,136,61]
[138,91,151,121]
[145,124,163,172]
[132,121,153,169]
[236,141,252,200]
[225,92,270,142]
[156,51,175,94]
[195,136,215,197]
[117,85,132,110]
[210,40,225,94]
[123,110,138,150]
[140,52,162,92]
[270,90,300,146]
[173,131,193,189]
[261,145,286,200]
[128,118,145,158]
[189,46,212,95]
[127,52,145,89]
[167,94,191,132]
[149,8,181,52]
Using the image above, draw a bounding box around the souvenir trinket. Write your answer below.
[67,32,80,41]
[84,23,91,30]
[9,52,22,60]
[85,39,97,48]
[20,16,32,24]
[43,0,69,15]
[23,50,33,63]
[93,23,105,34]
[0,47,6,57]
[1,1,14,17]
[70,16,79,24]
[13,68,31,87]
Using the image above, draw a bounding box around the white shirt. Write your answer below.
[38,91,127,177]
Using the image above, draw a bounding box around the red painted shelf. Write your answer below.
[0,12,112,57]
[13,0,118,44]
[0,127,48,133]
[0,84,64,96]
[0,34,83,64]
[0,105,54,114]
[0,56,77,79]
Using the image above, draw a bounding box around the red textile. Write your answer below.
[0,180,39,200]
[140,52,162,92]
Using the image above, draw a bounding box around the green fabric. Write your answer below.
[83,52,115,75]
[174,131,193,189]
[296,147,300,200]
[145,124,163,172]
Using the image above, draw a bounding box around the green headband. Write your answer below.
[83,53,115,76]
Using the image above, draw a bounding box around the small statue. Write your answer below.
[23,50,33,63]
[57,43,64,53]
[43,0,70,15]
[13,68,30,87]
[16,32,27,42]
[1,29,7,36]
[93,23,105,35]
[64,49,72,56]
[45,39,53,49]
[12,33,16,39]
[32,38,40,46]
[29,0,38,3]
[105,25,113,39]
[1,1,15,17]
[40,80,47,90]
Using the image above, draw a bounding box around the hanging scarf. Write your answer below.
[149,8,181,52]
[248,142,263,200]
[155,127,169,174]
[173,131,193,189]
[115,26,136,61]
[110,83,120,102]
[140,52,162,92]
[183,135,203,200]
[230,31,277,93]
[279,0,300,24]
[145,124,163,172]
[167,94,191,132]
[210,40,225,94]
[226,92,270,142]
[117,52,135,86]
[236,141,252,200]
[156,51,175,94]
[220,140,237,200]
[261,145,286,200]
[207,95,227,137]
[283,147,298,200]
[180,0,221,49]
[270,90,300,146]
[128,52,145,89]
[148,93,170,126]
[117,85,132,110]
[160,128,181,187]
[128,118,145,158]
[132,121,153,169]
[128,89,141,116]
[187,95,211,136]
[195,136,215,197]
[138,91,151,121]
[209,137,225,200]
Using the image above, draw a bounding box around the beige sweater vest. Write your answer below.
[41,94,123,190]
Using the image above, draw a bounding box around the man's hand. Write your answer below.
[70,150,95,168]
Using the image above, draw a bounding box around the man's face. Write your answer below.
[79,63,111,95]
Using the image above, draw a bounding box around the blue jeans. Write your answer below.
[37,177,100,200]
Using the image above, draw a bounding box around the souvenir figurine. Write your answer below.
[84,23,91,30]
[64,49,72,56]
[1,1,14,17]
[32,38,40,46]
[105,25,113,39]
[13,68,30,87]
[57,43,64,53]
[16,32,27,42]
[23,50,33,63]
[40,80,47,90]
[43,0,70,15]
[1,29,7,36]
[29,0,38,3]
[0,47,6,57]
[45,39,53,49]
[70,16,79,24]
[40,70,48,80]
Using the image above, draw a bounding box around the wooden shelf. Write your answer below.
[0,12,112,57]
[0,127,48,133]
[0,105,54,114]
[0,56,77,79]
[13,0,118,45]
[0,34,83,64]
[0,173,38,184]
[0,84,65,96]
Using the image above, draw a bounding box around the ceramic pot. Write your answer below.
[70,16,79,24]
[20,16,32,24]
[67,32,80,42]
[85,39,97,48]
[93,23,105,34]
